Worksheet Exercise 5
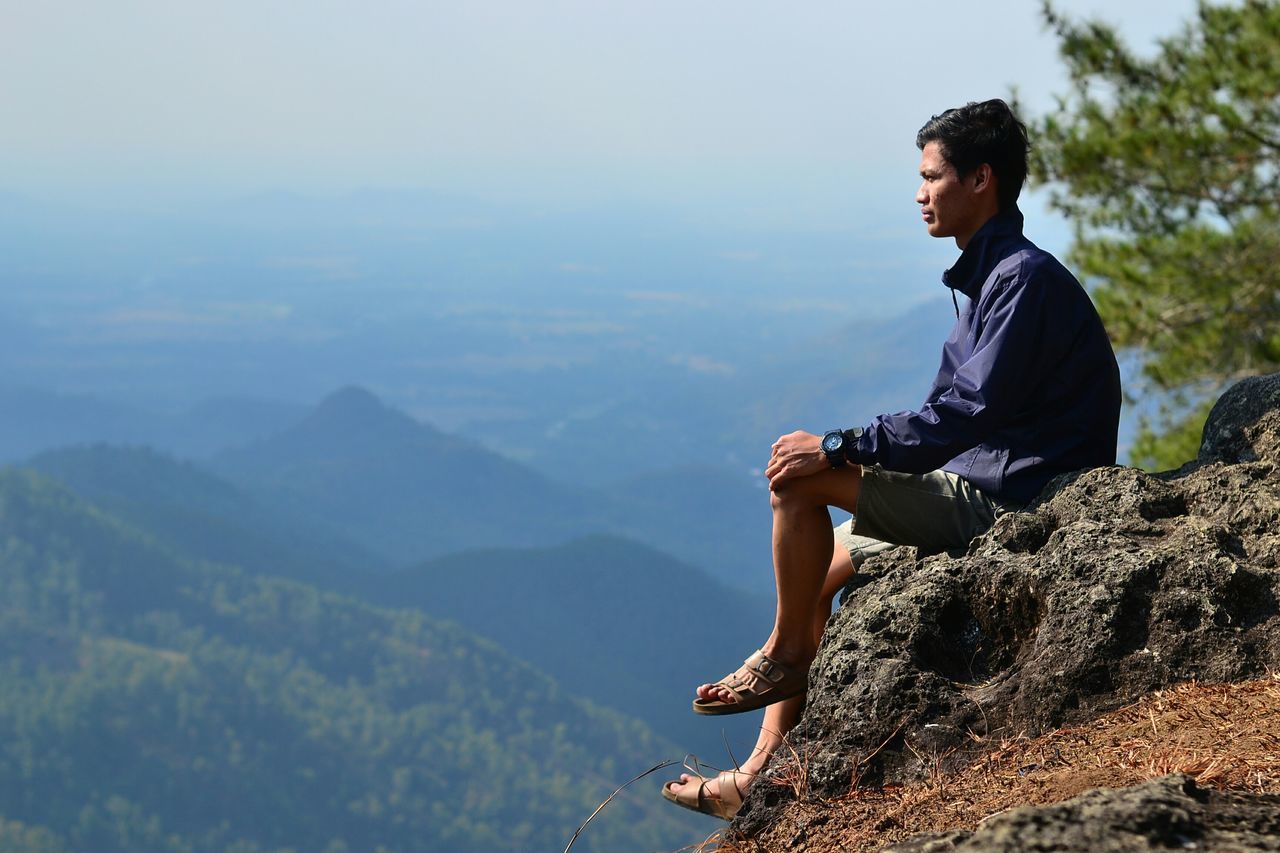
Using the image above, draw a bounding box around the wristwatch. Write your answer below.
[821,428,864,468]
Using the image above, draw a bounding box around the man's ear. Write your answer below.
[971,163,995,195]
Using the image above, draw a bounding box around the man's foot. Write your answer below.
[661,766,754,821]
[692,649,809,715]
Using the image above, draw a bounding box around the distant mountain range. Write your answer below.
[23,427,774,756]
[0,467,707,851]
[204,384,775,590]
[211,386,608,563]
[26,444,387,587]
[6,382,776,591]
[0,386,306,464]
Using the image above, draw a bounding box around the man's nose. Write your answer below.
[915,183,928,204]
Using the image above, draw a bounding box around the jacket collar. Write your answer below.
[941,206,1025,300]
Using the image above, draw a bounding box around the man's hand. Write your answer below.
[765,430,829,489]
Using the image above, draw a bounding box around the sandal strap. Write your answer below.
[716,650,791,700]
[694,649,808,715]
[715,770,748,811]
[744,650,788,685]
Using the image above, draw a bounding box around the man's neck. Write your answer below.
[954,206,1004,251]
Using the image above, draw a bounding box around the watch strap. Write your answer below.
[841,427,864,465]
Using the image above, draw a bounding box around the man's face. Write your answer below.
[916,141,986,246]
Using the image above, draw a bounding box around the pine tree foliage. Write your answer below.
[1027,0,1280,469]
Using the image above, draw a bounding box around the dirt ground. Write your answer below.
[693,675,1280,852]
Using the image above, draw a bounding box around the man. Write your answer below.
[662,99,1121,820]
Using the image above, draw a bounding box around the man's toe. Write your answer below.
[695,684,736,703]
[668,774,701,797]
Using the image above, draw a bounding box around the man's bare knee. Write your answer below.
[771,468,861,515]
[770,481,823,512]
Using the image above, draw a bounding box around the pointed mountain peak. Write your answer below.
[315,386,387,418]
[298,386,447,447]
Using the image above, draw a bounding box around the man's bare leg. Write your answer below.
[670,541,857,800]
[761,465,860,667]
[698,465,862,705]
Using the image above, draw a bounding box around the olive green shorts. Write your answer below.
[833,465,1013,566]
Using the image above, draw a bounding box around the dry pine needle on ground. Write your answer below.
[710,675,1280,852]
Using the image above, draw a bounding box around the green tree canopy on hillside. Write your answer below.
[1027,0,1280,469]
[0,468,700,852]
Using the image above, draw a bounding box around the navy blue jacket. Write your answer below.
[849,207,1121,506]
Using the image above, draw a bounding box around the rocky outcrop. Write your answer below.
[881,776,1280,852]
[735,373,1280,837]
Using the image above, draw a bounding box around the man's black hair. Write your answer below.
[916,99,1030,210]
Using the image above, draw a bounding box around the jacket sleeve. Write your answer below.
[849,271,1053,473]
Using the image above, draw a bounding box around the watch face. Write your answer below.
[822,433,843,453]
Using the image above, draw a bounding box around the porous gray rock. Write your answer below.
[1199,373,1280,466]
[880,775,1280,851]
[734,373,1280,836]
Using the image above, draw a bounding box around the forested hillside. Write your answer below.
[26,444,386,587]
[372,536,773,752]
[0,468,702,851]
[24,442,773,755]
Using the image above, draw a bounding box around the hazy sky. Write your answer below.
[4,0,1198,215]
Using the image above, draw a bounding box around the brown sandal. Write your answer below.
[661,758,750,821]
[692,649,807,716]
